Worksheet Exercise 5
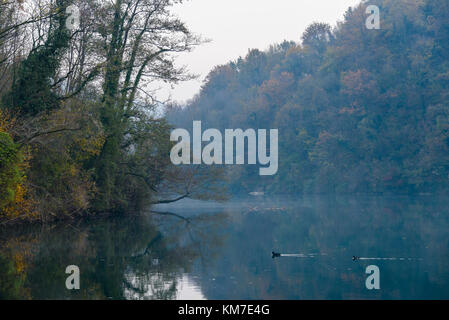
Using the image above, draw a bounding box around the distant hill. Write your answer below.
[167,0,449,195]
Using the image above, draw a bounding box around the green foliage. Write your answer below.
[2,1,71,116]
[0,254,27,299]
[0,132,23,209]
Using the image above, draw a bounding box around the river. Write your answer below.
[0,195,448,299]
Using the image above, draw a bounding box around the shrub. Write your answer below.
[0,131,24,211]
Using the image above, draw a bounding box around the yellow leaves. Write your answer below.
[13,252,26,273]
[0,111,35,221]
[0,182,38,221]
[1,99,105,223]
[0,109,16,133]
[1,102,105,222]
[69,164,77,177]
[0,235,36,299]
[73,134,106,161]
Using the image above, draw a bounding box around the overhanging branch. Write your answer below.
[150,193,190,205]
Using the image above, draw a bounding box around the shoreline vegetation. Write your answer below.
[0,0,226,226]
[2,0,449,226]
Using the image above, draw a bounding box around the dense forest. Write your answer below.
[167,0,449,195]
[2,0,449,225]
[0,0,224,225]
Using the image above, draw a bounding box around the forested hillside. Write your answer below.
[167,0,449,195]
[0,0,224,224]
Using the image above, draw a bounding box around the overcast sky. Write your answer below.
[159,0,361,103]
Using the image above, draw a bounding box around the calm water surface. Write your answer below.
[1,195,448,299]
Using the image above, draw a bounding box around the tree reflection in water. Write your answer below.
[0,211,229,300]
[2,196,449,300]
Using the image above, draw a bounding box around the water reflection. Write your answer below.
[0,212,227,300]
[124,274,205,300]
[1,195,449,300]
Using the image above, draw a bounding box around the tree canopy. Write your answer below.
[167,0,449,195]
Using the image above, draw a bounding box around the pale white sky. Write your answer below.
[159,0,361,103]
